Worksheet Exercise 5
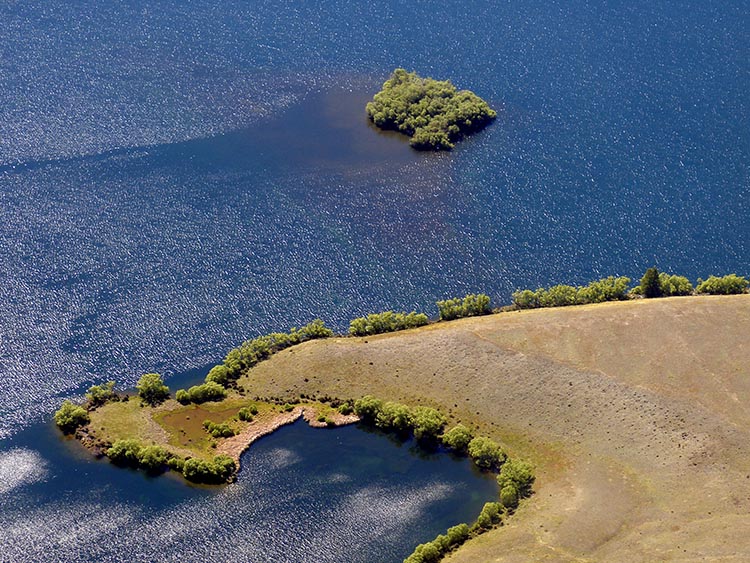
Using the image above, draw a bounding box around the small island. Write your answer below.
[366,68,497,150]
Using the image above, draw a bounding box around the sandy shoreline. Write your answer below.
[217,406,360,464]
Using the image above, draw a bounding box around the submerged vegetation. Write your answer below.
[366,68,496,150]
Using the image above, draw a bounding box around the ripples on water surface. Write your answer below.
[0,0,748,561]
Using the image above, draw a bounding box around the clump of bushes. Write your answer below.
[136,373,170,406]
[175,382,227,404]
[496,459,535,509]
[696,274,749,295]
[85,381,118,408]
[512,276,631,309]
[349,311,429,336]
[107,438,236,483]
[441,424,474,453]
[337,401,354,415]
[473,501,504,531]
[467,436,506,470]
[403,502,504,563]
[353,396,446,443]
[366,68,496,151]
[238,405,258,421]
[181,455,236,484]
[203,420,235,438]
[212,319,334,387]
[436,293,491,321]
[631,267,693,297]
[54,400,90,433]
[107,440,171,474]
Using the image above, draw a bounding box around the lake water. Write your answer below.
[0,0,747,560]
[1,419,498,563]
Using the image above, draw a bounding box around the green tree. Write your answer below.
[54,400,90,433]
[85,381,117,407]
[641,267,662,298]
[441,424,474,452]
[467,436,506,470]
[473,501,503,531]
[696,274,749,295]
[410,406,447,443]
[138,445,169,473]
[354,395,384,423]
[136,373,170,406]
[496,458,535,496]
[107,439,143,466]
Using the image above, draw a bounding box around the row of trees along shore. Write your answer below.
[351,396,534,563]
[55,269,747,482]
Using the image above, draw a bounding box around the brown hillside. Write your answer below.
[242,295,750,562]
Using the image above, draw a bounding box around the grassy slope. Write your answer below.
[241,295,750,562]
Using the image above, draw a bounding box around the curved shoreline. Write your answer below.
[216,407,360,465]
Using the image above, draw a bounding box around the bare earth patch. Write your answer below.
[240,295,750,562]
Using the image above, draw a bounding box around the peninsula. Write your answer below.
[366,68,496,150]
[55,269,750,562]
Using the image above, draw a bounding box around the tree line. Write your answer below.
[513,269,748,310]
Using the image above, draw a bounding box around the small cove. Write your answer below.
[1,411,498,563]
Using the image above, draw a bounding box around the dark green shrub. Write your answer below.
[641,267,662,298]
[375,401,412,434]
[282,403,294,412]
[136,373,170,406]
[238,407,254,422]
[496,458,535,498]
[175,382,227,404]
[658,273,693,296]
[467,436,506,470]
[696,274,749,295]
[441,424,474,453]
[513,276,631,309]
[577,276,631,303]
[203,420,235,438]
[181,455,236,484]
[353,395,384,422]
[205,365,230,387]
[410,406,446,443]
[500,483,519,509]
[511,289,540,309]
[219,320,334,381]
[337,401,353,415]
[436,293,491,321]
[54,400,90,433]
[473,501,503,531]
[107,439,143,466]
[138,445,169,473]
[446,523,470,545]
[85,381,117,407]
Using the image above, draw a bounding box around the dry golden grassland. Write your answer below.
[241,295,750,563]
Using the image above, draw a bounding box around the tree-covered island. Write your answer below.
[366,68,497,150]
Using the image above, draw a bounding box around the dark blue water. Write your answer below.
[0,0,748,560]
[0,419,498,563]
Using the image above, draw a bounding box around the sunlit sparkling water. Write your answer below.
[1,421,498,563]
[0,0,747,561]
